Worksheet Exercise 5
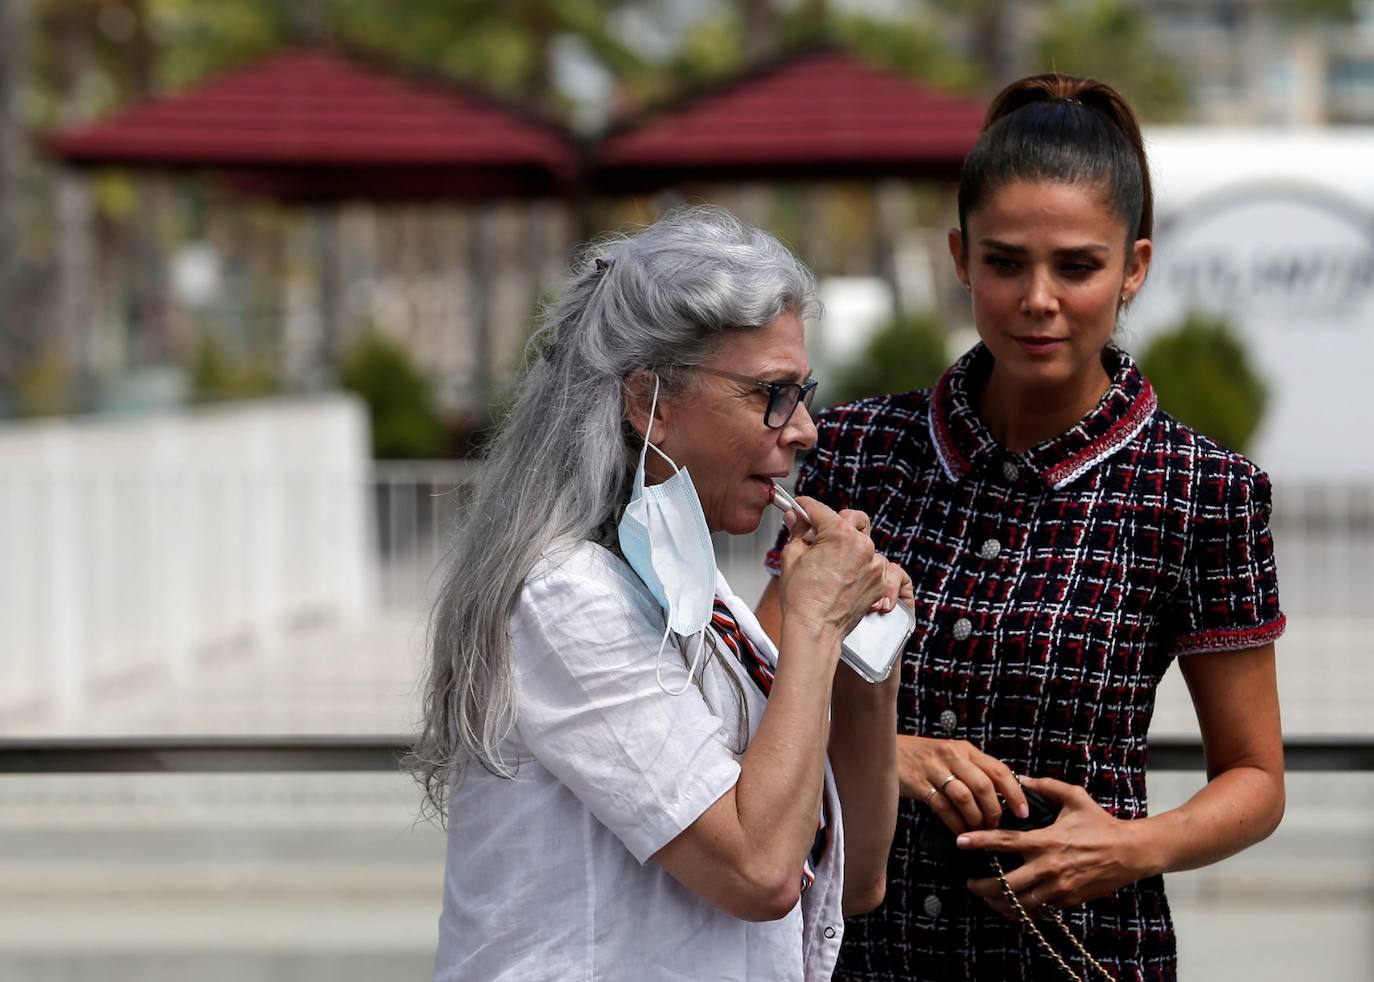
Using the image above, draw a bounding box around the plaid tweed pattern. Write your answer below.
[766,344,1284,981]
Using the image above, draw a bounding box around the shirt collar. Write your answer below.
[928,342,1157,490]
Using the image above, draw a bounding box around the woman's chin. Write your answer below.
[721,504,768,538]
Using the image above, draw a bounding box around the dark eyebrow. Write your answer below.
[979,238,1110,257]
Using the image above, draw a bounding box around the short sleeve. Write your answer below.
[509,560,742,863]
[1166,463,1286,655]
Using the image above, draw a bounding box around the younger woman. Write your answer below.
[758,74,1285,980]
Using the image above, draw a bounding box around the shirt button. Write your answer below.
[923,893,943,918]
[1002,461,1020,482]
[952,617,972,641]
[939,709,958,735]
[978,538,1002,560]
[823,926,837,939]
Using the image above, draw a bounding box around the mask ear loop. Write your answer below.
[656,624,710,697]
[640,374,681,475]
[640,372,706,697]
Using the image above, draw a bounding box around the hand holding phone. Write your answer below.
[769,481,913,683]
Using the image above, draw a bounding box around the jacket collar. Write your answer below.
[928,342,1157,490]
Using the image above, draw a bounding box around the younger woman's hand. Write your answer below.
[897,735,1027,833]
[959,776,1152,919]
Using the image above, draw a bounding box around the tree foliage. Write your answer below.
[339,332,446,459]
[1138,313,1269,455]
[826,11,980,94]
[1282,0,1358,20]
[1033,0,1190,121]
[829,312,949,407]
[188,333,277,403]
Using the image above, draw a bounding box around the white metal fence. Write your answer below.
[2,434,1369,736]
[372,462,1374,736]
[372,460,1374,617]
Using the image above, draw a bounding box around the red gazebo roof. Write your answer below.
[593,47,987,191]
[44,48,577,201]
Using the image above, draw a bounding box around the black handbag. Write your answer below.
[918,786,1061,878]
[918,787,1112,981]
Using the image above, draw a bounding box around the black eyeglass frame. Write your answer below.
[689,366,819,429]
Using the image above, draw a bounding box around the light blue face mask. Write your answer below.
[617,376,718,696]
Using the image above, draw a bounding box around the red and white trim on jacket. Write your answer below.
[1171,614,1287,656]
[928,369,1159,491]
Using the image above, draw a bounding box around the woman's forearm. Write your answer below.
[828,662,899,913]
[1130,764,1285,878]
[1137,643,1286,877]
[729,616,844,891]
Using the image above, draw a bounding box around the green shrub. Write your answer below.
[339,332,446,459]
[828,311,950,407]
[188,334,277,403]
[1138,313,1268,454]
[15,352,74,417]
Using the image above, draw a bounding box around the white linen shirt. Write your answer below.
[433,539,846,981]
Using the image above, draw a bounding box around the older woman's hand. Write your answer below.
[775,495,888,640]
[871,553,914,615]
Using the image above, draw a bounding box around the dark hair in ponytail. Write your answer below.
[957,74,1152,247]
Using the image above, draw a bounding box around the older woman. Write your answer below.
[415,206,912,981]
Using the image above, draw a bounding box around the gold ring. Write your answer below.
[938,774,958,792]
[924,784,942,804]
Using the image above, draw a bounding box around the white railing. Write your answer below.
[372,463,1372,618]
[0,398,375,722]
[3,436,1369,735]
[373,463,1374,736]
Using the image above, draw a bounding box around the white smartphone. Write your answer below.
[769,481,914,684]
[840,602,914,683]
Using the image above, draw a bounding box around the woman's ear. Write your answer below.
[623,370,669,443]
[1122,237,1152,300]
[948,228,971,293]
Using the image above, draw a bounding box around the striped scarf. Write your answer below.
[710,597,830,892]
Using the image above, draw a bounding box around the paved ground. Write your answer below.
[0,772,1368,980]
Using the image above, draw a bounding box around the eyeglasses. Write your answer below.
[689,366,819,429]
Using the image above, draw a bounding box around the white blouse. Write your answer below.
[433,539,845,981]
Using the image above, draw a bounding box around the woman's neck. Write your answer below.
[977,357,1112,454]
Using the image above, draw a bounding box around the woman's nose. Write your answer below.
[1020,268,1059,317]
[783,400,818,450]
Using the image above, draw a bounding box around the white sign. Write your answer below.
[1141,184,1374,325]
[1127,168,1374,480]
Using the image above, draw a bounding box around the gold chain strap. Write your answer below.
[987,855,1114,982]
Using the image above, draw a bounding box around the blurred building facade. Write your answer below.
[1149,0,1374,124]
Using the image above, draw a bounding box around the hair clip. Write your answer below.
[594,258,610,273]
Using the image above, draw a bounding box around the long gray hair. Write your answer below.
[411,205,820,818]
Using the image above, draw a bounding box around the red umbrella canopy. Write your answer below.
[43,48,577,202]
[594,48,988,191]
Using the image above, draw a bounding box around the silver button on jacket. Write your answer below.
[978,538,1002,560]
[952,617,972,641]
